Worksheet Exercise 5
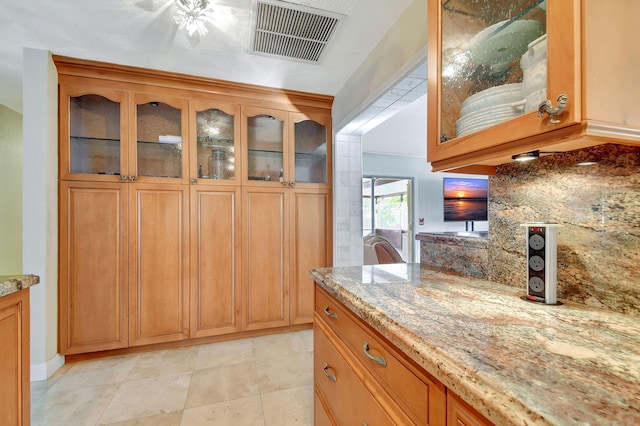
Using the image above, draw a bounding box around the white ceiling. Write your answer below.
[0,0,415,113]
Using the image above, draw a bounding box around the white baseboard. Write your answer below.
[31,353,65,382]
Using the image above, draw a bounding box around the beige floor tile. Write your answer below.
[127,346,199,381]
[185,360,260,409]
[30,377,60,403]
[195,338,255,370]
[180,396,265,426]
[296,329,314,353]
[251,332,309,360]
[48,354,138,392]
[100,410,183,426]
[31,383,120,426]
[255,351,313,393]
[261,385,314,426]
[98,373,192,424]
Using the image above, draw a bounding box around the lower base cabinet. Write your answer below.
[0,289,30,426]
[314,284,492,426]
[314,285,447,425]
[447,391,492,426]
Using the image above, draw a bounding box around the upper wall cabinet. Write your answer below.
[60,84,129,182]
[290,111,331,187]
[427,0,640,172]
[60,80,190,184]
[241,107,332,189]
[191,99,241,185]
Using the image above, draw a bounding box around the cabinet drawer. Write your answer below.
[316,286,444,425]
[314,323,394,426]
[447,391,493,426]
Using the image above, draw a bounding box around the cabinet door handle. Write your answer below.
[322,363,337,382]
[129,175,137,182]
[323,306,337,319]
[119,175,128,182]
[289,181,296,188]
[191,178,198,184]
[363,342,387,367]
[537,94,568,124]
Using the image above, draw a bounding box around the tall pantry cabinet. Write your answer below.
[242,108,332,330]
[56,56,332,355]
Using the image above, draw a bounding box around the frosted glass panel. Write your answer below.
[440,0,547,140]
[196,108,236,180]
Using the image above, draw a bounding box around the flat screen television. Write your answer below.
[443,177,488,222]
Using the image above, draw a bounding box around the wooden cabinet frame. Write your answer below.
[427,0,640,172]
[56,55,333,355]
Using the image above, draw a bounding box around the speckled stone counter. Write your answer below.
[0,275,40,297]
[416,232,488,278]
[310,264,640,426]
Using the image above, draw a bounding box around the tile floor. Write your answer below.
[31,330,314,426]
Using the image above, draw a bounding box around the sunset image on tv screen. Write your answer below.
[443,178,488,221]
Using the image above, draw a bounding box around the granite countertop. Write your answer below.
[310,264,640,426]
[0,275,40,297]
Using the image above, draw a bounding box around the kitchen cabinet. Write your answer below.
[59,181,190,352]
[59,181,128,354]
[447,391,492,426]
[314,320,396,425]
[242,187,290,330]
[242,108,332,328]
[289,110,332,324]
[56,56,332,355]
[132,93,190,184]
[427,0,640,172]
[290,189,331,324]
[59,80,189,183]
[190,99,242,185]
[189,99,242,338]
[128,184,190,346]
[189,186,242,337]
[0,289,31,426]
[314,285,447,425]
[59,80,191,353]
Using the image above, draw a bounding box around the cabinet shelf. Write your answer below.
[197,136,234,146]
[248,148,283,156]
[71,136,120,143]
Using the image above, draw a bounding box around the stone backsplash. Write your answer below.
[488,144,640,317]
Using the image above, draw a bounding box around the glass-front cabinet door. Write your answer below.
[60,84,128,181]
[132,93,189,183]
[242,107,288,186]
[428,0,579,170]
[191,101,240,184]
[290,111,331,186]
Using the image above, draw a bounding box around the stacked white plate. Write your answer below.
[521,34,548,112]
[468,19,544,76]
[456,83,524,137]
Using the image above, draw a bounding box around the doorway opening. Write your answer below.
[362,177,413,262]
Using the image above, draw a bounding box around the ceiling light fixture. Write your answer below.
[174,0,214,37]
[512,151,540,162]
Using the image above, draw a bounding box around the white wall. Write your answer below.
[332,0,427,266]
[332,0,428,130]
[0,105,23,273]
[22,48,64,380]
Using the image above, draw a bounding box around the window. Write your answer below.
[362,177,412,262]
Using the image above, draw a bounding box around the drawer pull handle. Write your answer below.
[363,342,387,367]
[323,305,337,319]
[322,363,337,382]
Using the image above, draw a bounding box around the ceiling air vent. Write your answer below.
[250,0,344,63]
